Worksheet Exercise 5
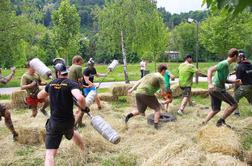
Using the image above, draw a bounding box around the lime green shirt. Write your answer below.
[136,72,164,96]
[213,60,230,90]
[178,62,197,87]
[68,64,82,82]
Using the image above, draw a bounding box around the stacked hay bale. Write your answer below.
[171,83,182,98]
[111,84,133,97]
[11,90,28,109]
[17,127,45,145]
[197,125,242,156]
[99,93,118,102]
[191,88,209,97]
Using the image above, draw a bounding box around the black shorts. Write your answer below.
[209,87,237,111]
[136,93,160,113]
[180,87,191,97]
[45,119,74,149]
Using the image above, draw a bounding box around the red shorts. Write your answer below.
[25,96,44,106]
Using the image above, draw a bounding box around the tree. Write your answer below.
[97,0,168,82]
[199,12,252,56]
[204,0,252,15]
[52,0,81,65]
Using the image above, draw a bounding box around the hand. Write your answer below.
[234,79,242,85]
[30,80,38,87]
[10,67,16,73]
[208,83,214,90]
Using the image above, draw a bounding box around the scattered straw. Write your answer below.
[17,127,45,145]
[99,93,118,101]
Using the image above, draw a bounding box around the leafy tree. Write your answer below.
[199,12,252,56]
[52,0,81,65]
[97,0,168,82]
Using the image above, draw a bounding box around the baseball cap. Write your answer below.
[54,63,68,75]
[53,58,66,66]
[238,51,246,58]
[185,54,192,59]
[87,58,95,65]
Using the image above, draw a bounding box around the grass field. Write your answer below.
[0,62,216,88]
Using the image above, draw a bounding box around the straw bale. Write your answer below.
[191,88,209,97]
[247,151,252,165]
[170,83,182,97]
[17,127,45,145]
[111,84,133,97]
[11,90,28,109]
[197,125,242,156]
[99,93,118,101]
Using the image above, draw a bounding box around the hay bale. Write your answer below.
[247,151,252,165]
[171,83,182,98]
[111,84,133,97]
[191,88,209,97]
[197,125,242,156]
[11,90,28,109]
[17,127,45,145]
[99,93,118,101]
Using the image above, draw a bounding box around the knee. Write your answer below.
[232,103,238,110]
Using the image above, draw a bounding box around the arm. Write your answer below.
[196,70,207,77]
[95,73,107,77]
[37,89,49,99]
[84,76,94,87]
[128,79,143,94]
[170,73,175,81]
[0,67,15,84]
[207,66,217,89]
[71,89,86,109]
[20,76,37,90]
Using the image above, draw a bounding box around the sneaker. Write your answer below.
[125,116,129,124]
[154,123,161,130]
[216,119,231,128]
[13,133,18,141]
[177,109,184,116]
[234,110,240,117]
[98,106,102,110]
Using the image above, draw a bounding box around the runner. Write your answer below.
[177,54,206,115]
[37,62,85,166]
[162,66,175,111]
[21,61,49,117]
[0,67,18,141]
[202,48,240,127]
[233,51,252,116]
[125,64,169,129]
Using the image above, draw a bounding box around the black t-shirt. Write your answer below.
[236,61,252,85]
[83,67,97,86]
[45,78,79,123]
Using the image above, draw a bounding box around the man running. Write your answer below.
[233,51,252,116]
[125,64,168,129]
[37,62,85,166]
[203,48,240,127]
[0,67,18,140]
[177,54,206,115]
[68,55,86,128]
[21,61,49,117]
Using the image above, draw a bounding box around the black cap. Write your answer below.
[53,58,66,66]
[238,51,246,58]
[54,63,68,75]
[87,58,95,65]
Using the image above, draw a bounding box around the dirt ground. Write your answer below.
[0,98,251,166]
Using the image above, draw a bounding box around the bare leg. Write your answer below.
[31,106,38,117]
[222,104,238,120]
[45,149,57,166]
[203,110,219,124]
[179,97,189,111]
[4,110,18,136]
[154,110,161,123]
[75,111,85,127]
[95,96,102,109]
[72,131,84,151]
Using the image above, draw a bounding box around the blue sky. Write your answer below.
[156,0,207,14]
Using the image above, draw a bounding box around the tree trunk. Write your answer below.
[121,31,130,84]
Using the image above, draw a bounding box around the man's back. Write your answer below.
[68,64,82,82]
[178,62,196,87]
[45,78,79,123]
[236,60,252,85]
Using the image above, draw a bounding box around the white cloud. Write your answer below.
[156,0,207,14]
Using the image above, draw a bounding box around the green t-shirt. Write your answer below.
[136,72,164,96]
[68,64,82,82]
[164,70,171,90]
[178,62,197,87]
[21,72,41,97]
[212,60,230,90]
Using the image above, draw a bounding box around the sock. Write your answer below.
[125,113,133,123]
[154,122,159,129]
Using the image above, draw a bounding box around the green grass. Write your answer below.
[0,94,10,100]
[112,96,129,111]
[0,62,215,88]
[192,82,208,89]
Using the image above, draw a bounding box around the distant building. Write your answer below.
[165,51,180,60]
